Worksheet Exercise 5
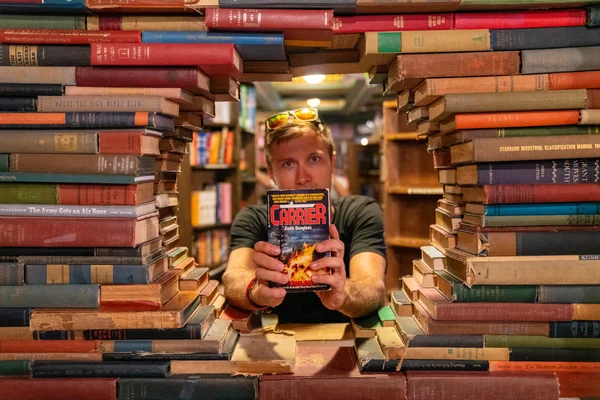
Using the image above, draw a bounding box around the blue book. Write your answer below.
[0,172,154,184]
[26,264,152,285]
[482,202,600,216]
[142,31,286,61]
[0,285,99,308]
[0,0,89,14]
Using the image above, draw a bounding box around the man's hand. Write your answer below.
[311,224,347,310]
[250,241,288,308]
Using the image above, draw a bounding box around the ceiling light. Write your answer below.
[360,138,369,146]
[306,98,321,107]
[303,75,326,85]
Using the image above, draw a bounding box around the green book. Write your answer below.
[0,183,59,204]
[0,15,86,29]
[377,305,395,326]
[436,270,537,302]
[485,335,600,349]
[0,154,8,172]
[0,360,31,376]
[0,172,153,184]
[500,126,600,137]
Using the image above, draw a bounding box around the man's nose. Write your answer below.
[295,164,312,185]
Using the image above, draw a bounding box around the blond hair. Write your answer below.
[265,119,334,168]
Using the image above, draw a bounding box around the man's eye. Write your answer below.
[311,156,320,162]
[283,161,293,168]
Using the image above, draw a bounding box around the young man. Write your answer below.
[223,108,386,323]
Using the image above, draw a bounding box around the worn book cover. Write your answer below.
[267,188,331,292]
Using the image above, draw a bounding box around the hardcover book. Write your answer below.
[267,188,331,292]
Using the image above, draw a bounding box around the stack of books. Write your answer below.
[369,3,600,398]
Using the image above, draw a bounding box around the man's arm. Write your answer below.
[222,248,258,311]
[338,251,386,318]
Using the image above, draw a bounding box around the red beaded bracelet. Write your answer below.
[246,277,269,310]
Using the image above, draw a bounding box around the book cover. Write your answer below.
[267,189,331,292]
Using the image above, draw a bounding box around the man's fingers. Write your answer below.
[255,283,286,307]
[316,239,344,255]
[254,241,281,256]
[256,267,289,285]
[310,257,345,274]
[329,224,340,240]
[312,273,344,289]
[253,252,284,271]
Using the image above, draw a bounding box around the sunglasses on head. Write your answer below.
[265,108,323,132]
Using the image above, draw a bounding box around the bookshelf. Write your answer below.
[178,85,258,278]
[349,141,382,201]
[382,100,441,295]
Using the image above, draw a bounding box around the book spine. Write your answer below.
[550,321,600,338]
[401,359,489,371]
[0,262,23,286]
[434,303,573,322]
[0,15,86,30]
[510,348,600,362]
[0,360,30,375]
[0,83,63,97]
[452,110,580,131]
[0,340,99,353]
[33,330,78,340]
[75,67,207,90]
[0,112,158,129]
[118,377,259,400]
[0,29,141,45]
[99,131,143,155]
[484,202,600,216]
[0,155,7,172]
[10,154,147,176]
[455,9,586,29]
[0,131,98,154]
[0,97,36,111]
[0,172,142,184]
[485,335,600,349]
[0,45,90,66]
[0,308,31,327]
[37,96,172,114]
[501,126,600,137]
[25,264,150,285]
[84,325,201,340]
[539,285,600,304]
[476,158,600,185]
[0,378,117,400]
[406,335,484,348]
[142,31,283,45]
[0,66,76,85]
[372,30,490,54]
[20,255,144,265]
[58,184,139,206]
[0,217,140,247]
[491,26,600,51]
[0,285,100,308]
[549,71,600,90]
[588,6,600,27]
[334,14,452,34]
[487,231,600,256]
[453,284,537,302]
[89,16,207,31]
[31,361,170,378]
[521,46,600,74]
[484,184,600,203]
[205,8,332,30]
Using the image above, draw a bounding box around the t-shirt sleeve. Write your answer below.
[229,205,267,252]
[348,198,387,260]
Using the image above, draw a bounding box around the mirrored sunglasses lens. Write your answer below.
[266,113,288,130]
[293,108,317,121]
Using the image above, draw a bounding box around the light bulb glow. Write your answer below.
[303,74,326,85]
[360,138,369,146]
[306,98,321,107]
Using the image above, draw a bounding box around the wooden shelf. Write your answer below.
[204,122,233,129]
[192,164,237,171]
[193,222,232,232]
[387,185,443,195]
[385,132,418,141]
[386,236,429,249]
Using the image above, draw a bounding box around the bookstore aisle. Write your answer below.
[1,0,600,400]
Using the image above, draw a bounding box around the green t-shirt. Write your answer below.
[229,195,386,323]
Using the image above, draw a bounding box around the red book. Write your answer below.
[89,43,242,79]
[98,129,160,155]
[0,378,117,400]
[57,183,154,206]
[0,340,100,353]
[0,215,158,247]
[75,67,210,96]
[333,13,453,34]
[555,372,600,398]
[549,71,600,90]
[454,9,585,29]
[205,8,333,31]
[0,29,141,45]
[406,371,559,400]
[479,184,600,204]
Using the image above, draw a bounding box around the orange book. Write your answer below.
[489,361,600,372]
[549,71,600,90]
[0,340,100,353]
[440,110,580,134]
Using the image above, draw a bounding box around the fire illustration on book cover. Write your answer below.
[267,188,332,292]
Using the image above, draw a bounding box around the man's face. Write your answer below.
[268,131,334,190]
